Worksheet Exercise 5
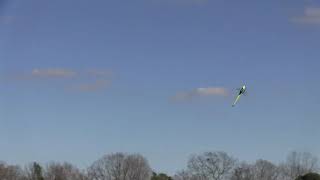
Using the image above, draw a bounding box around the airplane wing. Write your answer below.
[232,94,241,107]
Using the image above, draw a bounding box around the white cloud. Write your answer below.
[196,87,228,96]
[173,87,229,101]
[292,7,320,25]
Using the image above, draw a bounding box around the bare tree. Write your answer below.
[186,151,236,180]
[124,154,151,180]
[0,162,24,180]
[251,159,279,180]
[231,162,253,180]
[88,153,126,180]
[88,152,152,180]
[173,170,189,180]
[279,151,319,180]
[44,162,88,180]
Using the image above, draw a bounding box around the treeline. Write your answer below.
[0,151,319,180]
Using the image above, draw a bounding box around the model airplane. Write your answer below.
[232,85,246,107]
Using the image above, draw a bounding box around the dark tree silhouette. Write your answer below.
[296,173,320,180]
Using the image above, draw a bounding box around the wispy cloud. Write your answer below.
[291,7,320,25]
[172,87,229,101]
[8,68,113,92]
[31,68,77,78]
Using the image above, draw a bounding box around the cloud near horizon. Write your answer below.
[10,68,112,92]
[172,87,229,101]
[291,7,320,25]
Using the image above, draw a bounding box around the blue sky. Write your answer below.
[0,0,320,174]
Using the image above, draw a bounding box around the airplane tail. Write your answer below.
[232,95,241,107]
